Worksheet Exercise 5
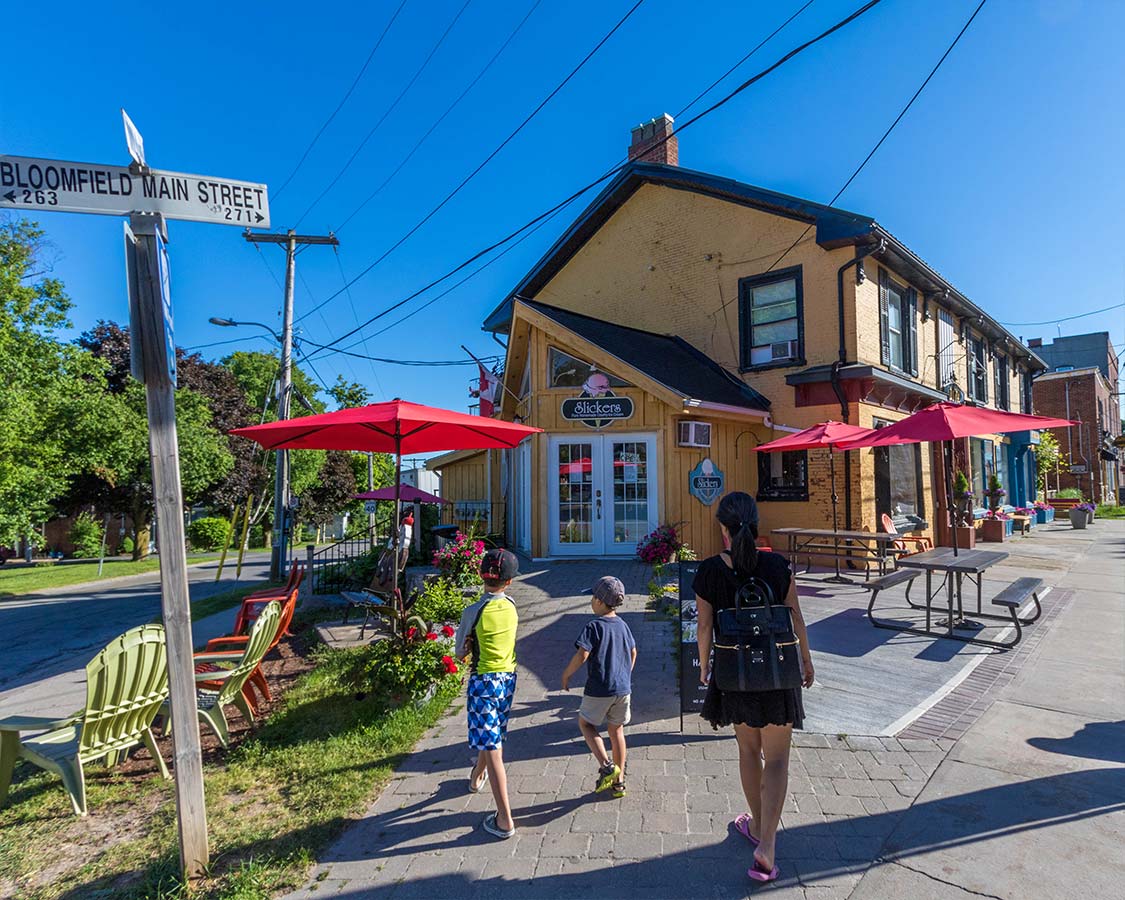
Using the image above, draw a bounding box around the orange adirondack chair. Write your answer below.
[234,564,304,636]
[196,582,300,715]
[881,513,933,556]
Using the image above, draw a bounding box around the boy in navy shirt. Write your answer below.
[561,576,637,798]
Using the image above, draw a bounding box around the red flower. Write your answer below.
[406,626,418,640]
[441,655,458,674]
[441,624,455,637]
[425,632,439,641]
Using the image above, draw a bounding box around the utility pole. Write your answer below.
[244,229,338,580]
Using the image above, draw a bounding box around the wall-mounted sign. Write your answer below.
[561,373,634,429]
[688,457,725,505]
[1069,464,1088,475]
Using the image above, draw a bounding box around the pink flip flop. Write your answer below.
[748,858,780,883]
[733,813,760,847]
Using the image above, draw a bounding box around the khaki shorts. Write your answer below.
[579,693,632,727]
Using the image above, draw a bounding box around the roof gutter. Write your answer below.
[681,399,801,432]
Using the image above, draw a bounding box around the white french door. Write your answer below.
[548,433,657,556]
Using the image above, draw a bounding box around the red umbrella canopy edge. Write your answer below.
[833,403,1076,451]
[353,485,450,504]
[755,421,875,453]
[230,399,541,453]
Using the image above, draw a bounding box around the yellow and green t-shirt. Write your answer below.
[455,592,517,674]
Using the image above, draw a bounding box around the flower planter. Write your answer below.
[954,526,977,549]
[980,519,1009,542]
[1034,508,1055,525]
[1069,508,1088,529]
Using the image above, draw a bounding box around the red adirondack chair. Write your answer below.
[881,513,933,557]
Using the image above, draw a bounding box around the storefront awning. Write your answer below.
[786,363,947,413]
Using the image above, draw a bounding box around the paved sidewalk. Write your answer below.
[285,525,1124,899]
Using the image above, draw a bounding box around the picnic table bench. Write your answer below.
[772,527,904,579]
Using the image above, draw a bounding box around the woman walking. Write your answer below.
[693,491,814,883]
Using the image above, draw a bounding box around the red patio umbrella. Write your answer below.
[231,399,541,583]
[757,421,874,583]
[835,403,1076,555]
[353,485,450,505]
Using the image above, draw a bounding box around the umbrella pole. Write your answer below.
[824,449,852,585]
[393,431,404,623]
[946,441,959,557]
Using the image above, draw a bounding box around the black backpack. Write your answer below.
[712,568,803,693]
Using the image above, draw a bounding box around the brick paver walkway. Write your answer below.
[284,560,970,900]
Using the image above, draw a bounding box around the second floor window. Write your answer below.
[879,270,918,375]
[994,354,1009,410]
[967,335,988,403]
[738,267,803,369]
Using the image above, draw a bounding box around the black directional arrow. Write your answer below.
[3,191,15,203]
[255,212,264,223]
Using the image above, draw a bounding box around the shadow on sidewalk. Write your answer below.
[59,766,1121,899]
[1028,720,1125,764]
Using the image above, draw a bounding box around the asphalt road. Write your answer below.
[0,552,272,716]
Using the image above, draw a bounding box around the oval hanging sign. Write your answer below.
[560,393,634,429]
[689,457,725,505]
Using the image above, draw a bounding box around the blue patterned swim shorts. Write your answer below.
[467,671,517,750]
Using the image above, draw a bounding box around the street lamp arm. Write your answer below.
[208,317,282,343]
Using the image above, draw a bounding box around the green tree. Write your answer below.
[328,376,370,410]
[1036,429,1063,498]
[0,218,121,547]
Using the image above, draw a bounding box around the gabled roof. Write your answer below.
[482,161,1045,371]
[521,299,770,411]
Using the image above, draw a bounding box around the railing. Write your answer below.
[304,516,392,596]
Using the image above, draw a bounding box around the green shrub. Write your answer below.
[1095,503,1125,519]
[343,635,461,702]
[247,524,265,548]
[120,536,135,555]
[68,512,104,559]
[414,577,470,626]
[186,516,231,551]
[1055,487,1083,500]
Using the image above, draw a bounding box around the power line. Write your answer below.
[295,0,648,325]
[334,0,544,234]
[298,338,500,366]
[302,0,885,356]
[712,0,989,316]
[1000,300,1125,328]
[271,0,409,202]
[186,334,274,352]
[291,0,475,229]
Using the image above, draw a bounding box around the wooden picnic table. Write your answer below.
[772,527,905,580]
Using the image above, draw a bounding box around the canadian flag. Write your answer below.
[475,364,499,417]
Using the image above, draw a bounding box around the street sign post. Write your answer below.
[364,500,378,515]
[1,154,270,227]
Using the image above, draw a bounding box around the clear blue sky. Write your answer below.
[4,0,1123,414]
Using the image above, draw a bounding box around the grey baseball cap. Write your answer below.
[593,575,626,607]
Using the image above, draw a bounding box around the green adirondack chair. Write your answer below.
[170,600,281,748]
[0,624,170,817]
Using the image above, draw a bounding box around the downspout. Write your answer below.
[834,239,884,528]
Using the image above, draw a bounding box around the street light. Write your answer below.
[209,314,290,580]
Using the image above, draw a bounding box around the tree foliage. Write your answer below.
[328,376,370,410]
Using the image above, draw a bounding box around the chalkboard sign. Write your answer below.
[678,560,709,716]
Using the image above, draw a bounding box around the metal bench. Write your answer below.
[863,568,921,623]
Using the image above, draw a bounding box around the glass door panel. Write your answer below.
[609,437,654,553]
[554,440,599,554]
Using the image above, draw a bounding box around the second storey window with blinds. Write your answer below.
[938,310,956,394]
[738,266,804,369]
[994,354,1010,410]
[967,334,988,402]
[879,269,918,376]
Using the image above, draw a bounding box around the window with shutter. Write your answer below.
[879,269,890,366]
[905,288,918,376]
[938,310,955,392]
[879,270,909,372]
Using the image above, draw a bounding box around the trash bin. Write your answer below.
[432,524,458,550]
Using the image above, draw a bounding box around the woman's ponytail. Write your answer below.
[716,491,761,576]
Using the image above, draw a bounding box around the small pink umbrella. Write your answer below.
[757,421,874,583]
[353,485,450,505]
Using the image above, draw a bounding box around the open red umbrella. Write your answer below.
[835,402,1076,555]
[353,485,450,505]
[757,422,874,583]
[232,399,540,581]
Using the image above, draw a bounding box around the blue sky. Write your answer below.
[4,0,1123,414]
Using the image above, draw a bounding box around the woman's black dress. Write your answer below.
[692,550,805,730]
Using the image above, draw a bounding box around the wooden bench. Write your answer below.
[1009,514,1032,536]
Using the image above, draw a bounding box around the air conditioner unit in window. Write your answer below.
[770,340,798,361]
[677,420,712,448]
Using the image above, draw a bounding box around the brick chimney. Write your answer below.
[628,113,678,166]
[1028,338,1043,348]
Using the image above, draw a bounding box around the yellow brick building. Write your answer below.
[431,119,1044,560]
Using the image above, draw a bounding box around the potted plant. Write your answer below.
[1079,502,1096,524]
[1033,500,1054,525]
[980,509,1010,542]
[952,470,977,549]
[984,474,1006,511]
[1068,505,1089,529]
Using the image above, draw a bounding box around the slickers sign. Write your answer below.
[0,155,270,227]
[560,371,634,429]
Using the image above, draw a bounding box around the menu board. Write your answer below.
[678,560,709,714]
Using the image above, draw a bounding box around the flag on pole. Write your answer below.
[476,364,499,417]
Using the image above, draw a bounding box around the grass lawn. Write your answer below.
[188,583,284,623]
[0,554,226,599]
[0,621,460,899]
[1095,504,1125,519]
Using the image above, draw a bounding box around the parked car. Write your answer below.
[0,546,17,565]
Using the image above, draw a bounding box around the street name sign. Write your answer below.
[0,154,270,227]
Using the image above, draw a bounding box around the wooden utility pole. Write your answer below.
[242,230,337,580]
[127,213,209,878]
